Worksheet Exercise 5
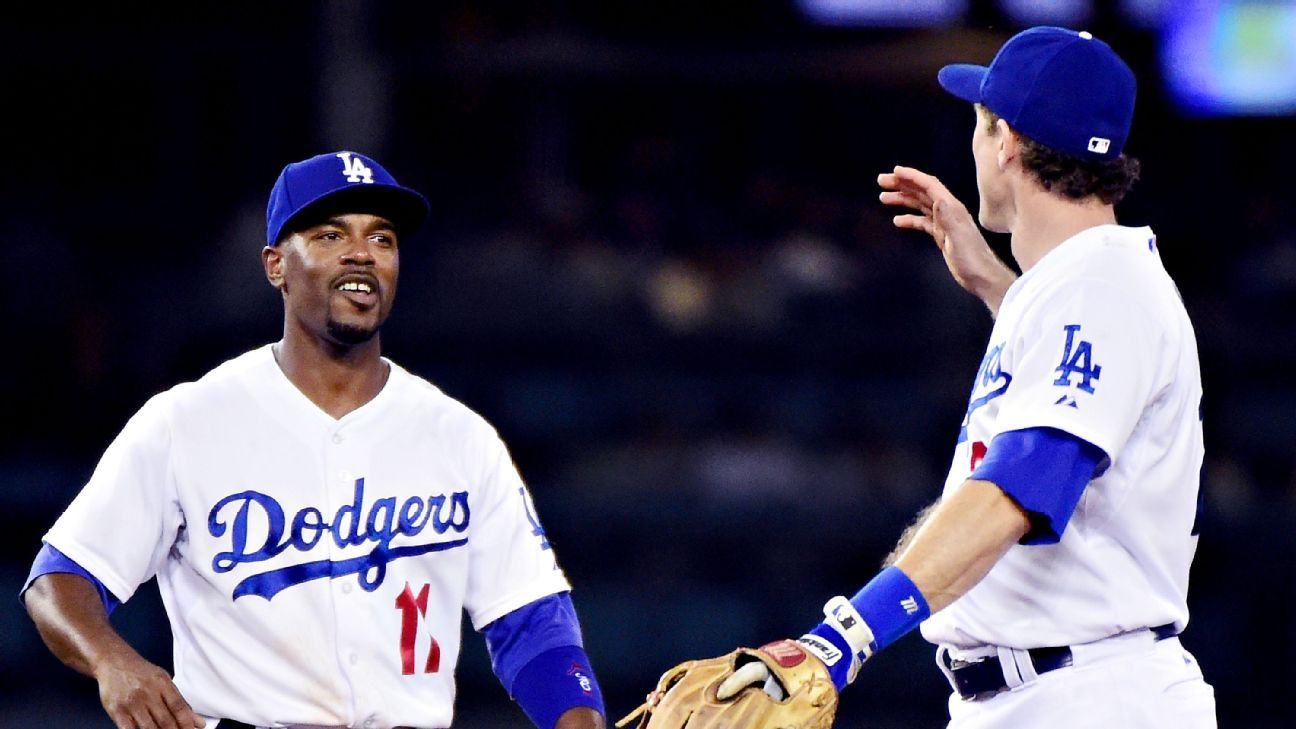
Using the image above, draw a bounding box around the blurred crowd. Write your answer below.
[1,3,1294,727]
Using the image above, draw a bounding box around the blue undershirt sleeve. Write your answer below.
[970,426,1109,545]
[20,542,121,614]
[482,592,605,728]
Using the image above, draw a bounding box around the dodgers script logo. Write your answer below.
[957,343,1012,444]
[208,478,470,601]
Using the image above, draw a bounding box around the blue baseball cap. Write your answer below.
[937,26,1136,160]
[265,151,430,245]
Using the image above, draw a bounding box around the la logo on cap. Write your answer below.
[1087,137,1111,154]
[337,152,375,184]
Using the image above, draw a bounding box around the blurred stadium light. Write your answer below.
[1162,0,1296,115]
[1121,0,1172,27]
[998,0,1093,27]
[795,0,967,26]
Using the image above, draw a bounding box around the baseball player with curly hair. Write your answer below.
[621,27,1216,729]
[22,152,607,729]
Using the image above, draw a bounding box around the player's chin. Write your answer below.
[327,298,387,337]
[325,317,381,346]
[976,206,1011,235]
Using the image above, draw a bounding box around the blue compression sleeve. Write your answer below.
[483,592,604,728]
[511,645,604,729]
[483,592,585,691]
[20,543,120,614]
[971,427,1108,545]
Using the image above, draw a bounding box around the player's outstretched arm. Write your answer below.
[621,428,1105,725]
[879,165,1018,317]
[24,573,205,729]
[619,479,1030,728]
[889,479,1029,611]
[725,479,1027,691]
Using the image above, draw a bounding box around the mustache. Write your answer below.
[331,269,382,293]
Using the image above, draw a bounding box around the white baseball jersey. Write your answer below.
[45,345,570,728]
[921,224,1204,651]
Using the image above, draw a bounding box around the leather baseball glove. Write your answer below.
[616,640,838,729]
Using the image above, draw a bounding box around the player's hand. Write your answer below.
[879,165,1017,316]
[93,651,206,729]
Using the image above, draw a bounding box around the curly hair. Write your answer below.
[979,105,1140,205]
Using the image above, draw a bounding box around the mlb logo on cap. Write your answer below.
[936,26,1137,160]
[265,151,430,246]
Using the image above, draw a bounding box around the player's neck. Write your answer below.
[273,330,389,420]
[1008,190,1117,273]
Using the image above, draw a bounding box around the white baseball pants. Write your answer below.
[939,631,1216,729]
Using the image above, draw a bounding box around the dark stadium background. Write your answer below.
[1,2,1291,727]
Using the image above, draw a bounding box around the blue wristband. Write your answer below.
[849,565,930,651]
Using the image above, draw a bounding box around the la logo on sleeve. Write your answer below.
[1052,324,1101,394]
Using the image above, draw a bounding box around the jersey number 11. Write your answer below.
[395,582,442,675]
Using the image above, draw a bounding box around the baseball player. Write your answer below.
[620,27,1216,729]
[22,151,607,729]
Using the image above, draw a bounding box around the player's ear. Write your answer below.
[263,245,286,292]
[996,118,1019,169]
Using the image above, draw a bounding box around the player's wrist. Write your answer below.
[799,597,875,691]
[968,261,1016,311]
[802,566,931,692]
[84,636,144,681]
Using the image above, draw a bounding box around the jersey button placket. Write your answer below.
[325,426,364,722]
[335,468,355,595]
